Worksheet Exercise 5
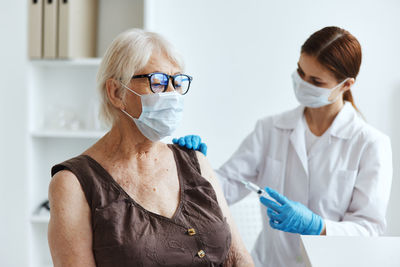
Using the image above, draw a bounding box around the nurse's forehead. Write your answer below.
[298,54,333,80]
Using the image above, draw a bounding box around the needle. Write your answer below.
[239,179,278,203]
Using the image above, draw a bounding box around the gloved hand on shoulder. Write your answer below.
[172,135,207,156]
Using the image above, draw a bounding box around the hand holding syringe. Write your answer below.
[239,179,324,235]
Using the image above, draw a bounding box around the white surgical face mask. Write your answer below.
[292,70,349,108]
[120,83,184,141]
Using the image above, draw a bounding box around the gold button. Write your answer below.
[188,228,196,236]
[197,250,206,258]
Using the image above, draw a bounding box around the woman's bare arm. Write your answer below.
[48,170,96,267]
[195,151,255,267]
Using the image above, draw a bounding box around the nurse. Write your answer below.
[174,26,393,267]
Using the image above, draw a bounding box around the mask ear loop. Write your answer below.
[327,77,351,101]
[120,81,142,97]
[119,81,142,118]
[337,77,350,89]
[120,108,136,120]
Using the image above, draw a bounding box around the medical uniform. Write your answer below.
[216,102,392,267]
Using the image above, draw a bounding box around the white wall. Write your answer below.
[0,0,29,266]
[0,0,399,266]
[150,0,400,235]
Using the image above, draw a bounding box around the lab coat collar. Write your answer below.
[273,105,305,130]
[274,101,360,140]
[327,102,360,140]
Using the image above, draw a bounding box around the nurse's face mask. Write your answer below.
[292,70,349,108]
[120,72,192,141]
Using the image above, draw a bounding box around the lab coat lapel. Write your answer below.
[274,105,309,177]
[289,119,309,176]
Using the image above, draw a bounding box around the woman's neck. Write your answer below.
[304,100,345,136]
[90,116,165,163]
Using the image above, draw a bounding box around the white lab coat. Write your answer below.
[216,102,392,267]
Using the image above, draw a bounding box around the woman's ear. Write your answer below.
[106,78,125,109]
[341,78,355,93]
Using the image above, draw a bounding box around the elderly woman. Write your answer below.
[47,29,254,267]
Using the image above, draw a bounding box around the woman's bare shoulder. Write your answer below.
[48,171,95,266]
[50,170,81,196]
[49,170,88,214]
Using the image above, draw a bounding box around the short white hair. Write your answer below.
[96,28,185,127]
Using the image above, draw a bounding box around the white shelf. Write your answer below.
[31,214,50,224]
[31,130,106,139]
[29,58,102,67]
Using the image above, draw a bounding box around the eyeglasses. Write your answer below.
[131,72,193,95]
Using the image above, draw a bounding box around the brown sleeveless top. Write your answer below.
[51,144,231,267]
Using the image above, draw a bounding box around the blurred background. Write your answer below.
[0,0,399,266]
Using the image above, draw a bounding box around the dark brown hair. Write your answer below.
[301,26,362,112]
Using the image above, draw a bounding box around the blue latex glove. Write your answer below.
[260,187,324,235]
[172,135,208,156]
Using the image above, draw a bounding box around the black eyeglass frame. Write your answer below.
[131,72,193,95]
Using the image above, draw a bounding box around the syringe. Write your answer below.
[239,179,278,203]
